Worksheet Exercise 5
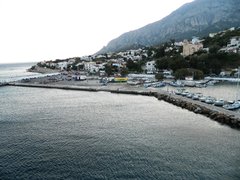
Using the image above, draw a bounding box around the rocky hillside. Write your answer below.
[97,0,240,54]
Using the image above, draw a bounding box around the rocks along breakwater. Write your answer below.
[6,82,240,129]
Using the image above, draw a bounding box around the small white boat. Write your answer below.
[214,99,225,106]
[175,88,185,95]
[199,96,207,102]
[153,82,166,88]
[169,81,184,87]
[223,101,240,110]
[205,97,216,104]
[192,93,202,100]
[186,93,193,98]
[181,91,190,96]
[127,80,140,85]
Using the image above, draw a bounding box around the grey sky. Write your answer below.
[0,0,193,63]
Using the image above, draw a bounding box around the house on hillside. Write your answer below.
[144,61,156,74]
[57,62,68,70]
[219,36,240,53]
[182,39,203,57]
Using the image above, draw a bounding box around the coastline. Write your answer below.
[27,66,60,74]
[6,81,240,129]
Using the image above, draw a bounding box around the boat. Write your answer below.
[181,90,190,96]
[186,93,193,98]
[207,80,219,86]
[184,81,196,87]
[127,80,140,85]
[205,96,216,104]
[144,83,152,88]
[169,81,184,87]
[195,84,207,88]
[192,93,202,100]
[214,99,225,106]
[174,88,185,95]
[223,68,240,110]
[199,96,207,102]
[223,101,240,110]
[153,82,166,88]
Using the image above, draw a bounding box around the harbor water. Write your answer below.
[0,86,240,179]
[1,63,240,179]
[0,63,38,83]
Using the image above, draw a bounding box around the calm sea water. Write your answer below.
[0,62,39,83]
[1,63,240,179]
[0,86,240,179]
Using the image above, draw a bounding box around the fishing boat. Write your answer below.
[174,88,185,95]
[169,81,184,87]
[214,99,225,106]
[199,96,207,102]
[223,101,240,110]
[153,82,166,88]
[186,93,193,98]
[205,96,216,104]
[192,93,202,100]
[181,90,190,97]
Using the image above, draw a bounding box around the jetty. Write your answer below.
[6,82,240,129]
[0,82,8,87]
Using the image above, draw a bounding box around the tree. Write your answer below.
[154,46,165,58]
[155,57,168,70]
[209,45,221,54]
[126,60,142,72]
[104,64,113,76]
[174,68,204,80]
[120,67,129,77]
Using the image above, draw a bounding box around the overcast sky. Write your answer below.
[0,0,193,63]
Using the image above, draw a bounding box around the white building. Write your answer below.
[57,62,68,70]
[145,61,156,74]
[220,36,240,53]
[83,62,105,74]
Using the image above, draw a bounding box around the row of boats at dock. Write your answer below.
[142,80,218,89]
[175,88,240,110]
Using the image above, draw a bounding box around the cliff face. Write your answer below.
[97,0,240,54]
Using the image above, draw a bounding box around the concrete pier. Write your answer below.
[7,82,240,129]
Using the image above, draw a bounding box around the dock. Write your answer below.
[6,82,240,129]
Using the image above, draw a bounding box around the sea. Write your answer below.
[0,63,240,179]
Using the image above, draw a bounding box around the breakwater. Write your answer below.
[7,82,240,129]
[0,83,9,87]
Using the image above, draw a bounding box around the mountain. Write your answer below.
[97,0,240,54]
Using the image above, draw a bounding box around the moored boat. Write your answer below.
[205,96,216,104]
[174,88,185,95]
[199,96,207,102]
[223,101,240,110]
[214,99,225,106]
[192,93,202,100]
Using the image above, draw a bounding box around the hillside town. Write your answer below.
[30,27,240,84]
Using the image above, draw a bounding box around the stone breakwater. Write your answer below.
[7,82,240,129]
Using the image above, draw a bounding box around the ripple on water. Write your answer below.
[0,87,240,179]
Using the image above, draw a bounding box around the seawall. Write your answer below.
[7,82,240,129]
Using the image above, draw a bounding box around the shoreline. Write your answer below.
[27,66,60,74]
[6,82,240,129]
